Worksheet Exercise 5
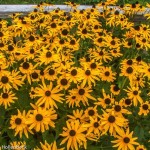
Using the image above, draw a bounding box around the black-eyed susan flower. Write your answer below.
[0,72,13,90]
[100,111,127,136]
[9,110,33,138]
[67,109,86,124]
[71,84,96,106]
[110,84,120,96]
[0,89,17,109]
[99,66,116,82]
[95,89,114,109]
[91,48,112,62]
[60,120,87,150]
[57,76,70,90]
[66,92,80,108]
[26,106,57,132]
[106,101,131,116]
[138,101,150,116]
[80,68,100,87]
[83,117,103,138]
[66,67,82,84]
[19,61,37,84]
[84,106,99,120]
[111,128,139,150]
[136,145,147,150]
[124,86,143,106]
[34,81,64,109]
[11,70,24,90]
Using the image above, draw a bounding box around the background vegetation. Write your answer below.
[0,0,149,5]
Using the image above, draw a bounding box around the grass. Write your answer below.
[0,0,149,5]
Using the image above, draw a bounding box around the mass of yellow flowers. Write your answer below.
[0,0,150,150]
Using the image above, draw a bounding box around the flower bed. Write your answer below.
[0,0,150,150]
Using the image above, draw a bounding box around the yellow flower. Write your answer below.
[138,101,150,116]
[100,111,127,136]
[111,128,139,150]
[124,86,143,106]
[71,83,96,106]
[10,141,27,150]
[34,81,64,109]
[0,89,17,109]
[26,106,57,132]
[95,89,114,109]
[60,120,87,150]
[9,110,33,138]
[99,66,116,82]
[34,141,64,150]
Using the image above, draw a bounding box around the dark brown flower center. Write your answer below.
[128,42,132,46]
[123,137,130,143]
[105,71,110,76]
[40,70,44,76]
[69,130,76,136]
[29,36,35,42]
[113,85,120,91]
[127,59,133,65]
[136,56,141,62]
[108,115,115,123]
[142,104,148,110]
[132,3,136,8]
[30,49,34,54]
[31,72,38,79]
[94,122,99,128]
[133,90,138,95]
[1,76,9,84]
[136,43,141,48]
[72,96,76,99]
[115,10,119,15]
[126,67,133,74]
[90,63,96,69]
[78,89,85,95]
[15,118,22,125]
[36,114,43,121]
[62,29,68,36]
[94,25,98,29]
[31,91,35,95]
[114,105,121,112]
[85,70,91,76]
[136,77,140,81]
[2,93,8,99]
[99,51,103,56]
[71,69,77,76]
[46,51,52,58]
[98,38,102,43]
[49,69,55,75]
[142,39,146,43]
[111,40,116,45]
[51,23,56,28]
[82,29,87,34]
[23,62,29,69]
[125,99,131,105]
[105,98,111,104]
[60,78,68,86]
[45,90,51,96]
[70,40,75,45]
[0,43,4,47]
[0,32,3,37]
[88,110,95,116]
[59,39,64,44]
[8,45,14,51]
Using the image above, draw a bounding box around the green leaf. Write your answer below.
[42,130,55,144]
[134,126,145,142]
